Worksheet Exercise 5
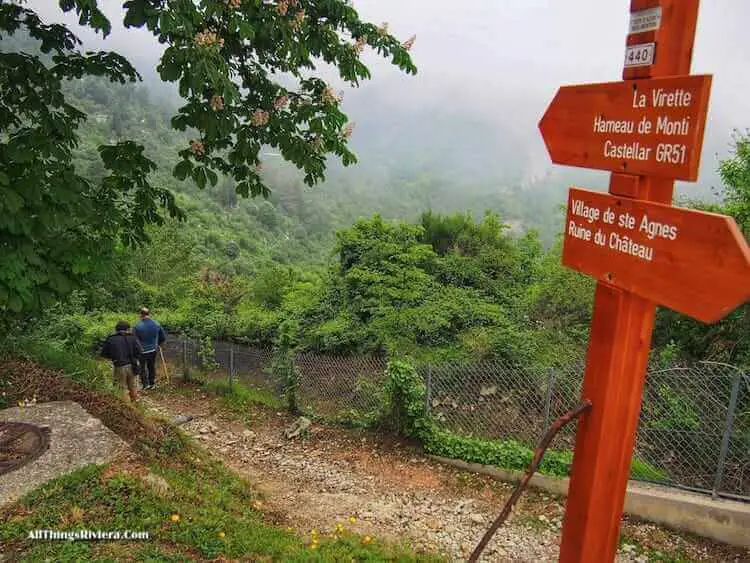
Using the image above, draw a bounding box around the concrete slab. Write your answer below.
[430,455,750,548]
[0,401,126,507]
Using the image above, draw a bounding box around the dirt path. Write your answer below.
[143,389,748,563]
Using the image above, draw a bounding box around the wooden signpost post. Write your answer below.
[538,1,750,561]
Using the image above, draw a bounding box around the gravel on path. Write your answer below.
[143,391,749,563]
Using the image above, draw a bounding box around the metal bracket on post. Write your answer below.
[712,368,742,499]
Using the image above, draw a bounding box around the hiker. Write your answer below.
[134,307,166,390]
[101,320,142,403]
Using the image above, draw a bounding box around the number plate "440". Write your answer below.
[624,43,655,68]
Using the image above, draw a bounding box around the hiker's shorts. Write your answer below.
[113,364,137,395]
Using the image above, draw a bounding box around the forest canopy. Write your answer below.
[0,0,416,312]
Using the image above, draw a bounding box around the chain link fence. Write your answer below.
[422,360,584,448]
[162,339,280,395]
[295,353,388,424]
[637,362,749,500]
[162,337,749,501]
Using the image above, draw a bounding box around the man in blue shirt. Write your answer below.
[134,307,166,390]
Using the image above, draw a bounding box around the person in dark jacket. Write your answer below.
[101,320,142,403]
[134,307,166,390]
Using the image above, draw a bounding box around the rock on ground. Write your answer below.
[284,416,311,439]
[0,401,126,507]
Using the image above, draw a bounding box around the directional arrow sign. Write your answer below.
[563,187,750,323]
[539,75,712,181]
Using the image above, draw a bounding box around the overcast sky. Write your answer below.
[30,0,750,194]
[351,0,750,189]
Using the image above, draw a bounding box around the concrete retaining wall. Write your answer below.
[429,455,750,548]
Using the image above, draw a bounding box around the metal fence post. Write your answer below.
[229,345,235,387]
[425,365,433,416]
[543,368,556,430]
[712,368,742,499]
[181,339,188,379]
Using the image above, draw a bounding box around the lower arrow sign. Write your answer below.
[563,187,750,323]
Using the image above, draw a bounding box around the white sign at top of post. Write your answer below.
[629,6,662,34]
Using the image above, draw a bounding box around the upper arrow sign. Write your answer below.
[539,75,712,181]
[563,187,750,323]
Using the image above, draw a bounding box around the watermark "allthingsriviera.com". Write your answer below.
[27,529,149,541]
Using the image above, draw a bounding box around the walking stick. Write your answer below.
[159,347,171,386]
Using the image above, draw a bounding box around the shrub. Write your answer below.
[197,337,220,372]
[273,322,301,413]
[306,313,370,354]
[272,348,300,414]
[383,359,432,440]
[424,430,572,477]
[233,302,281,344]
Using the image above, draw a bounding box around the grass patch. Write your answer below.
[0,358,441,562]
[1,458,438,562]
[203,378,282,410]
[631,457,670,482]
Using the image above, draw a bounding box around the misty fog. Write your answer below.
[29,0,750,225]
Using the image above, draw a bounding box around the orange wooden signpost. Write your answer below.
[539,75,712,180]
[563,188,750,323]
[538,1,750,562]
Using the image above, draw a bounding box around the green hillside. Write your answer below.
[1,28,748,369]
